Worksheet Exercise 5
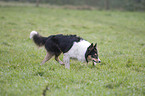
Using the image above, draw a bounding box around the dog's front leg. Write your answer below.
[63,54,70,69]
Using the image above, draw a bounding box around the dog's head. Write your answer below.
[85,43,101,65]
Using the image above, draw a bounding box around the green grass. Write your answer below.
[0,5,145,96]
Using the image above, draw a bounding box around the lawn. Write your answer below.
[0,5,145,96]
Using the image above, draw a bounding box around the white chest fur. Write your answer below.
[64,40,91,62]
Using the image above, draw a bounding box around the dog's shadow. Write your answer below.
[87,62,106,69]
[35,61,106,74]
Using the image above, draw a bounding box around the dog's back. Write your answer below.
[30,31,84,56]
[45,34,83,53]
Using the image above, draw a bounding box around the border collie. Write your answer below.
[30,31,101,69]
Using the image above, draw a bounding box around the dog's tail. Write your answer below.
[30,31,48,47]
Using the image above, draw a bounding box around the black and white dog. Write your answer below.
[30,31,101,69]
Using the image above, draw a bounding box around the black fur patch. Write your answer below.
[45,34,83,56]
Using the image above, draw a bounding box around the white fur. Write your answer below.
[30,31,38,39]
[63,40,91,69]
[98,58,101,62]
[65,40,91,62]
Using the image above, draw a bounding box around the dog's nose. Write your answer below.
[98,58,101,63]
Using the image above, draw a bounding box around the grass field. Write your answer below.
[0,5,145,96]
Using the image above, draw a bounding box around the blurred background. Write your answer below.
[1,0,145,11]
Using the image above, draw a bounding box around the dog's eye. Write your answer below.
[91,54,97,58]
[91,54,98,58]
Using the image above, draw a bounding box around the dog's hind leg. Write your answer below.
[54,52,64,65]
[55,56,64,65]
[40,52,54,65]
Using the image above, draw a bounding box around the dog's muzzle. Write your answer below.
[92,58,101,65]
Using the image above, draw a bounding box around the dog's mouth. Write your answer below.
[92,59,101,66]
[87,56,101,65]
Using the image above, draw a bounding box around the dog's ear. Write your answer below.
[94,43,97,49]
[91,43,93,47]
[90,43,94,49]
[88,43,94,51]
